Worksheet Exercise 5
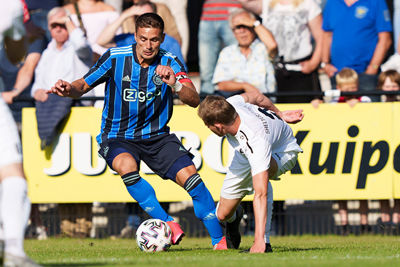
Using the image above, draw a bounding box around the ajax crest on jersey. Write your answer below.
[136,219,172,252]
[152,73,163,86]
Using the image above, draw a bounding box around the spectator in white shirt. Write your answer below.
[31,7,92,102]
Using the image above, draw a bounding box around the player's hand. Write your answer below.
[48,79,72,97]
[1,91,17,104]
[156,65,176,86]
[250,240,266,253]
[281,109,304,124]
[34,89,49,102]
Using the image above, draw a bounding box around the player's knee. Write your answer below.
[112,153,138,176]
[215,207,230,222]
[0,162,25,181]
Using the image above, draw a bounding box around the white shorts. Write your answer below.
[220,151,299,199]
[0,97,22,168]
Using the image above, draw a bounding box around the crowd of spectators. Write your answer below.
[1,0,400,238]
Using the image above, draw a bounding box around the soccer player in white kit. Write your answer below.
[198,91,303,253]
[0,0,41,266]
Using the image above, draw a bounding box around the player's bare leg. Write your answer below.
[217,197,243,249]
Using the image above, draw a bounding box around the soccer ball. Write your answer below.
[136,219,172,252]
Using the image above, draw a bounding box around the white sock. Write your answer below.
[264,182,273,244]
[1,176,30,257]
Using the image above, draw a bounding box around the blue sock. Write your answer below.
[186,175,223,246]
[123,172,173,222]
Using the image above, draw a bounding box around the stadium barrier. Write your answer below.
[22,102,400,203]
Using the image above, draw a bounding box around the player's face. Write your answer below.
[231,13,256,47]
[207,124,225,137]
[135,27,164,62]
[382,77,400,92]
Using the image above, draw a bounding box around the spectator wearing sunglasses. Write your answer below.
[212,8,277,98]
[31,7,92,103]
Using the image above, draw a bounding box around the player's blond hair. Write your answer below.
[198,96,237,126]
[336,68,358,87]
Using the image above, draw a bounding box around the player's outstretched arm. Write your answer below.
[176,81,200,108]
[251,170,269,253]
[241,91,304,124]
[48,78,91,98]
[156,65,200,107]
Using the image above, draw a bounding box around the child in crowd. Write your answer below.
[313,68,371,235]
[377,70,400,234]
[331,68,371,106]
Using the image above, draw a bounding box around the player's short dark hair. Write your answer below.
[135,13,164,33]
[198,95,237,126]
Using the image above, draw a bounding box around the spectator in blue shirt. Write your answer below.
[321,0,392,101]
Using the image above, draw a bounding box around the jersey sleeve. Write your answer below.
[246,132,272,177]
[83,49,113,88]
[169,56,191,83]
[227,95,245,106]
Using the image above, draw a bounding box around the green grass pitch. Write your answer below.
[25,236,400,266]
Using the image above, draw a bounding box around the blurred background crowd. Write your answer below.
[1,0,400,239]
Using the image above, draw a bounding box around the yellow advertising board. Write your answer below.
[22,102,400,203]
[393,103,400,198]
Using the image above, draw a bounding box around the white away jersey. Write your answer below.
[226,95,302,176]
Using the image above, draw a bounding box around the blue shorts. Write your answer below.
[98,133,194,180]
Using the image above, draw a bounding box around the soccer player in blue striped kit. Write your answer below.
[49,13,227,249]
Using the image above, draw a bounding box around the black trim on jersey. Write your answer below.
[117,56,132,137]
[239,130,253,154]
[150,55,168,137]
[132,44,139,64]
[239,130,249,141]
[102,57,117,143]
[149,83,163,138]
[174,57,186,72]
[167,58,172,67]
[246,142,254,154]
[134,67,149,138]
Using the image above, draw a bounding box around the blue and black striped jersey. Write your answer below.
[83,44,191,144]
